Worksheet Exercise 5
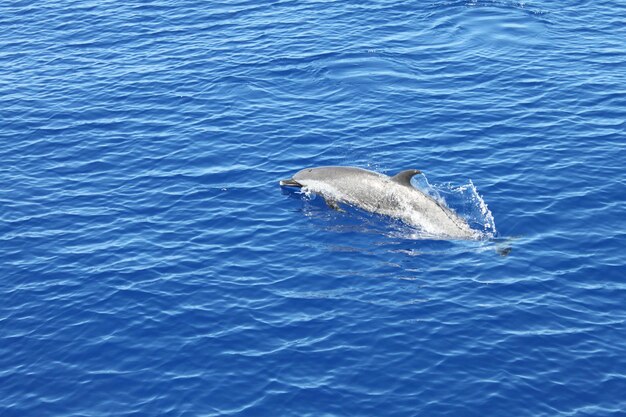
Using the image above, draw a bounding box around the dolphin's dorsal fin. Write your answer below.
[391,169,422,187]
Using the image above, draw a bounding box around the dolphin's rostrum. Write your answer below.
[280,166,477,239]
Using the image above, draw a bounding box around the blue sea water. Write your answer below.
[2,0,626,415]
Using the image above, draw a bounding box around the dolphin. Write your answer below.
[280,166,477,239]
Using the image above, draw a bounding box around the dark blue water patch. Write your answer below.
[2,0,626,416]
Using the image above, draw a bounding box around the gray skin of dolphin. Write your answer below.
[280,166,476,239]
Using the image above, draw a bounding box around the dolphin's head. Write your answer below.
[280,167,336,187]
[280,166,381,188]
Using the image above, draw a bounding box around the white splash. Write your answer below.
[440,179,497,238]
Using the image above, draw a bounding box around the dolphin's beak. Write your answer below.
[279,178,302,187]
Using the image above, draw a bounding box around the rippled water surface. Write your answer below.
[2,1,626,416]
